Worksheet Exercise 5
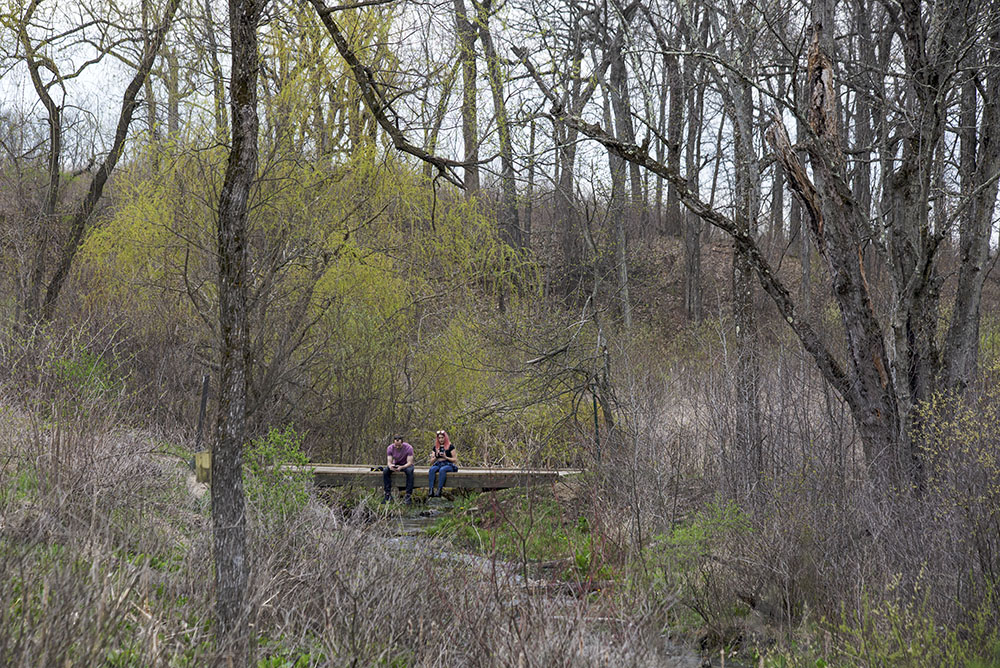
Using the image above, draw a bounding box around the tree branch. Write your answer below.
[516,48,853,403]
[305,0,467,187]
[41,0,183,318]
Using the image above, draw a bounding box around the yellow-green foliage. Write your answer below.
[981,315,1000,366]
[79,132,530,460]
[411,310,485,423]
[916,360,1000,517]
[825,580,1000,668]
[75,0,544,460]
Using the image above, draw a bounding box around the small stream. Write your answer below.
[380,500,537,588]
[374,500,726,668]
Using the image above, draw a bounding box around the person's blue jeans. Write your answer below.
[383,465,414,498]
[428,462,458,494]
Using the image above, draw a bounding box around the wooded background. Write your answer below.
[2,0,1000,660]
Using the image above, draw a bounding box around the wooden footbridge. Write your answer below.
[195,453,582,490]
[309,464,582,491]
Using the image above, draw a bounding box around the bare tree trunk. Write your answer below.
[606,19,635,328]
[525,118,536,248]
[213,0,261,660]
[851,0,873,260]
[604,88,632,329]
[943,25,1000,390]
[665,52,684,236]
[555,63,585,276]
[143,77,159,141]
[782,23,904,482]
[165,47,181,136]
[453,0,480,194]
[204,0,228,138]
[475,0,521,248]
[683,57,704,322]
[654,54,667,234]
[728,43,762,491]
[793,78,810,311]
[881,0,972,480]
[141,0,160,141]
[16,0,61,323]
[770,70,786,247]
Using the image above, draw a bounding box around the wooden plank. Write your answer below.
[193,458,581,491]
[195,450,212,484]
[302,465,582,490]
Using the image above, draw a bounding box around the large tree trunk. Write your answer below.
[880,0,971,481]
[793,26,905,482]
[475,0,521,248]
[453,0,480,194]
[212,0,261,660]
[607,23,635,328]
[943,26,1000,391]
[726,11,762,489]
[16,0,61,324]
[683,55,704,322]
[664,53,684,237]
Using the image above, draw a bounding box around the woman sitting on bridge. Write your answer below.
[427,430,458,497]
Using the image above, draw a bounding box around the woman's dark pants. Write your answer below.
[428,462,458,495]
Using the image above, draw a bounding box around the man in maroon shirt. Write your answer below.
[382,435,414,504]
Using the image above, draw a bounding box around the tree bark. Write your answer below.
[603,87,632,329]
[683,49,704,322]
[665,52,684,236]
[943,24,1000,391]
[204,0,229,138]
[606,11,636,328]
[722,0,763,489]
[475,0,521,248]
[453,0,480,194]
[213,0,262,660]
[16,0,61,323]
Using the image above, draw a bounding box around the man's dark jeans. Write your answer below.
[383,465,414,498]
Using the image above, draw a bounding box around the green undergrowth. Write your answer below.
[425,488,609,579]
[750,590,1000,668]
[255,633,327,667]
[245,425,312,522]
[631,497,1000,667]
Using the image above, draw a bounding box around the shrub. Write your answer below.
[244,426,313,522]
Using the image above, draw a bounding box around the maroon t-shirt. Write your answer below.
[387,442,414,466]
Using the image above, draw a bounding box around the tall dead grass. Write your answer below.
[589,325,1000,660]
[0,324,697,666]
